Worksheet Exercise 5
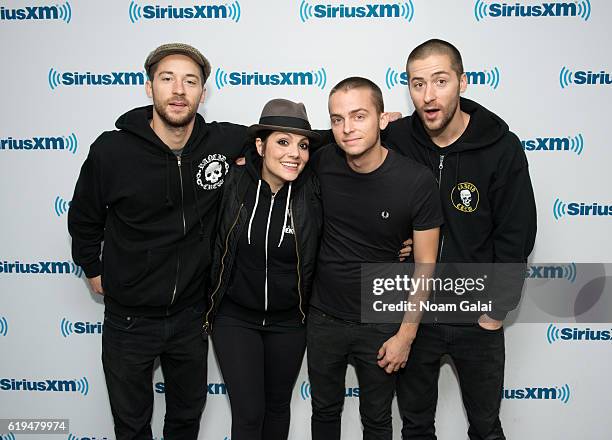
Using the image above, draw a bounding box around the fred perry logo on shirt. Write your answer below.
[196,153,229,190]
[451,182,479,213]
[381,211,390,219]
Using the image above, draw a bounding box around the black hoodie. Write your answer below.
[206,148,323,331]
[385,98,537,321]
[68,106,247,316]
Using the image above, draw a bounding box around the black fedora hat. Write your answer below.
[248,99,321,141]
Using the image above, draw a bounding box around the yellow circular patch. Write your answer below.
[451,182,480,213]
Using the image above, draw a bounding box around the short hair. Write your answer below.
[329,76,384,114]
[406,39,464,80]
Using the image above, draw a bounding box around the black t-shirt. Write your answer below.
[309,144,443,321]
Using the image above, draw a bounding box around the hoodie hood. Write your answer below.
[410,97,509,153]
[115,105,208,158]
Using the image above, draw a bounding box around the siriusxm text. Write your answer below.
[228,72,315,86]
[56,72,145,86]
[1,378,77,392]
[522,137,571,151]
[1,137,68,151]
[311,4,402,18]
[0,261,71,274]
[488,3,580,17]
[141,5,229,19]
[0,6,59,20]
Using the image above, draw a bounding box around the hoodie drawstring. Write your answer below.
[277,182,292,247]
[247,179,262,244]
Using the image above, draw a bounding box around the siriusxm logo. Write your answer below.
[129,1,241,23]
[503,384,571,403]
[299,1,414,22]
[522,134,584,156]
[155,381,227,395]
[1,133,78,154]
[0,433,15,440]
[60,318,103,337]
[300,381,359,400]
[0,377,89,395]
[0,316,8,337]
[68,434,111,440]
[474,0,591,21]
[527,263,577,282]
[0,260,83,277]
[559,66,612,89]
[54,196,72,217]
[547,324,612,344]
[48,68,146,90]
[553,198,612,220]
[0,2,72,23]
[384,67,500,90]
[215,67,327,90]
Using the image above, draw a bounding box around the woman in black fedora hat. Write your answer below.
[205,98,323,440]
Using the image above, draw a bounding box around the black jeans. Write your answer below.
[396,323,506,440]
[212,320,306,440]
[101,306,208,440]
[307,308,399,440]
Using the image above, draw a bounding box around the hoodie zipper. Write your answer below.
[262,193,276,326]
[437,154,445,263]
[434,154,446,323]
[290,204,306,324]
[203,203,244,334]
[170,156,187,307]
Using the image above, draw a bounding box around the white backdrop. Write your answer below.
[1,1,611,439]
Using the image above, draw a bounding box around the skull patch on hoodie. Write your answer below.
[196,153,229,190]
[451,182,480,213]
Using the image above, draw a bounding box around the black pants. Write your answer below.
[307,308,399,440]
[211,320,306,440]
[396,323,506,440]
[101,306,208,440]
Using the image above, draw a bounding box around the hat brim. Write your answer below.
[247,124,321,142]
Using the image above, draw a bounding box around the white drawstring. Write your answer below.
[247,179,262,245]
[277,182,292,247]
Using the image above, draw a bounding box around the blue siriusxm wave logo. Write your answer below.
[48,68,146,90]
[299,0,414,22]
[300,381,359,400]
[503,384,571,403]
[553,198,612,220]
[54,196,72,217]
[0,260,83,277]
[129,1,241,23]
[60,318,103,337]
[527,263,577,282]
[155,381,227,395]
[0,316,8,337]
[0,433,15,440]
[522,134,584,155]
[0,2,72,23]
[474,0,591,21]
[384,67,500,90]
[1,133,78,154]
[546,324,612,344]
[559,66,612,89]
[214,67,327,89]
[68,434,111,440]
[0,377,89,395]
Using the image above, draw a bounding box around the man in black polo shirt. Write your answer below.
[307,77,443,440]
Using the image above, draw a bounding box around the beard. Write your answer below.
[420,97,459,136]
[153,98,198,128]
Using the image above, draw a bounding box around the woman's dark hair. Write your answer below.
[254,130,273,143]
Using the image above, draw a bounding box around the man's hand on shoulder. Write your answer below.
[385,112,403,123]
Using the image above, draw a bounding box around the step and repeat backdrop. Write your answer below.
[1,0,611,439]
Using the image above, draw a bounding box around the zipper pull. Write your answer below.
[203,321,210,335]
[177,156,182,167]
[439,154,445,170]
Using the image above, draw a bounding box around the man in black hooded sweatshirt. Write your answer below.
[68,43,248,440]
[384,40,537,439]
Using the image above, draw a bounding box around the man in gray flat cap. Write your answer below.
[68,43,248,440]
